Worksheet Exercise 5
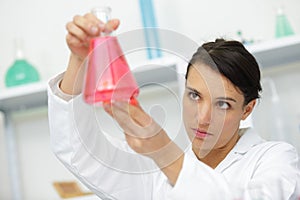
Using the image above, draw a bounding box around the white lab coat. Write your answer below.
[48,73,300,200]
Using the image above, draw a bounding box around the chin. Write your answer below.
[191,144,213,159]
[192,138,217,152]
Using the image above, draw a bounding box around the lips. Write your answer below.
[192,128,213,138]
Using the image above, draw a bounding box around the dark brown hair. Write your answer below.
[186,39,262,105]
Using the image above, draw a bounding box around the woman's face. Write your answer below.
[183,64,255,157]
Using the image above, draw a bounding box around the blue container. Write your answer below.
[138,0,162,59]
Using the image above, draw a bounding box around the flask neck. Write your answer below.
[277,7,284,16]
[14,38,25,60]
[91,7,113,36]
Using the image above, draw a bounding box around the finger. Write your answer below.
[103,102,113,117]
[112,102,162,138]
[73,15,100,36]
[103,19,120,33]
[110,104,140,135]
[85,12,111,33]
[103,103,141,137]
[128,103,152,127]
[127,103,165,138]
[66,33,84,47]
[66,22,89,42]
[84,13,101,24]
[113,102,151,127]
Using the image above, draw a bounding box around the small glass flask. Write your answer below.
[83,7,139,105]
[275,7,295,38]
[5,38,40,87]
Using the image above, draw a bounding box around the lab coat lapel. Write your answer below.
[215,128,264,172]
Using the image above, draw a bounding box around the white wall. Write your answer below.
[0,0,299,89]
[252,62,300,152]
[0,0,300,199]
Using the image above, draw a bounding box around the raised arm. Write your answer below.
[48,13,160,200]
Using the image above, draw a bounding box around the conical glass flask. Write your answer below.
[5,38,40,87]
[83,7,139,105]
[275,7,295,38]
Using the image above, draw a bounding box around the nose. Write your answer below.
[196,102,211,126]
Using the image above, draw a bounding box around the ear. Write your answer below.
[241,100,256,120]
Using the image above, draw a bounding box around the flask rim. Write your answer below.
[91,6,112,15]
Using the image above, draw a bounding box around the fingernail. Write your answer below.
[90,26,98,34]
[130,98,138,106]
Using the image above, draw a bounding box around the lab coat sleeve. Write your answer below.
[245,142,300,200]
[47,74,162,200]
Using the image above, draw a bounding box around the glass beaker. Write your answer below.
[83,7,139,105]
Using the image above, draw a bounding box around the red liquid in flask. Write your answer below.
[84,36,139,105]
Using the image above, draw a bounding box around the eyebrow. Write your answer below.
[186,86,201,95]
[186,86,237,102]
[216,97,237,102]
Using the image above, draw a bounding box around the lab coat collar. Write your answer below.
[232,128,265,155]
[186,128,265,172]
[186,128,264,156]
[214,128,265,172]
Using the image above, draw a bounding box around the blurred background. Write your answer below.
[0,0,299,199]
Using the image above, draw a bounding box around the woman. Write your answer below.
[48,13,300,199]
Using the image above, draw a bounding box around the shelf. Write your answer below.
[0,59,178,113]
[134,57,178,86]
[0,82,47,113]
[246,35,300,68]
[1,36,299,113]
